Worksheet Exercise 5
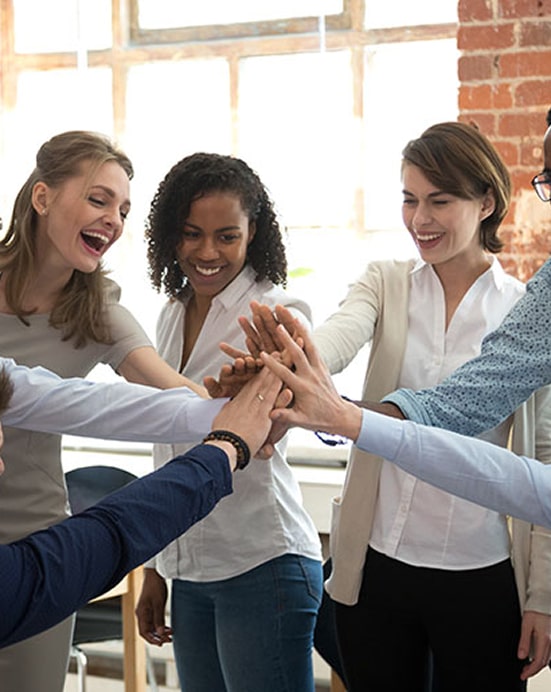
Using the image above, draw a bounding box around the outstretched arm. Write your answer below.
[0,366,283,648]
[261,324,551,528]
[384,259,551,434]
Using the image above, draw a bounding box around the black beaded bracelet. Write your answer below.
[203,430,251,470]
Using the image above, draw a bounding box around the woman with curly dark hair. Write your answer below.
[136,152,323,692]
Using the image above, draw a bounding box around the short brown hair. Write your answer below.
[402,121,511,253]
[0,368,14,417]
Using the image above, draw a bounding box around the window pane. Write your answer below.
[138,0,343,29]
[116,59,232,338]
[238,51,355,230]
[13,0,112,53]
[0,68,112,226]
[363,39,459,232]
[365,0,457,28]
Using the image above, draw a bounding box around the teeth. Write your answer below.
[82,230,109,245]
[415,233,441,242]
[195,265,221,276]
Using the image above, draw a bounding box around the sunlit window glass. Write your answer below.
[113,59,232,338]
[138,0,343,29]
[363,39,459,232]
[238,50,355,231]
[365,0,457,28]
[13,0,112,53]
[0,68,112,224]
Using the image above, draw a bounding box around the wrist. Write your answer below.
[204,440,237,471]
[203,429,251,470]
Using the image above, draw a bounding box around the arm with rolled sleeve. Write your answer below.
[384,258,551,435]
[1,358,225,443]
[356,408,551,528]
[0,444,232,649]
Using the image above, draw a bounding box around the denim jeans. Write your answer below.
[171,554,323,692]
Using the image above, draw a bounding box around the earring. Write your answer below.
[41,208,48,216]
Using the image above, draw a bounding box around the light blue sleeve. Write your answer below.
[383,258,551,435]
[356,409,551,527]
[1,358,225,443]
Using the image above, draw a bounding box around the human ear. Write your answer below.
[31,181,51,216]
[480,190,496,220]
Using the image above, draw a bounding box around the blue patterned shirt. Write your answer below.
[385,257,551,435]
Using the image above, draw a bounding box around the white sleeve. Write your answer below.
[2,358,225,443]
[356,408,551,527]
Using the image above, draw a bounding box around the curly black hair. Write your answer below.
[146,152,287,298]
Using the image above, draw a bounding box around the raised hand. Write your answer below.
[261,323,362,442]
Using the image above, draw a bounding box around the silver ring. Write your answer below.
[257,393,265,402]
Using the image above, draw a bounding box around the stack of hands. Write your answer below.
[206,300,363,461]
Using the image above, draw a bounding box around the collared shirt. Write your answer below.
[2,357,224,443]
[356,409,551,529]
[384,257,551,435]
[370,259,522,569]
[152,266,322,581]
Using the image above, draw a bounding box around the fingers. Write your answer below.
[219,342,250,360]
[237,316,263,357]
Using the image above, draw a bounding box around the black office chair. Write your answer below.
[65,465,158,692]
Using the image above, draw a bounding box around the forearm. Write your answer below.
[384,264,551,435]
[0,445,232,648]
[3,359,225,442]
[355,409,551,527]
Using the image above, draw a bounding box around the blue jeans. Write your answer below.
[171,554,323,692]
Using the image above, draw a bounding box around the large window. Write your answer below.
[0,0,459,464]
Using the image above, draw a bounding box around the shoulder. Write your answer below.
[101,277,122,303]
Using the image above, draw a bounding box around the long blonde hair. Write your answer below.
[0,131,133,347]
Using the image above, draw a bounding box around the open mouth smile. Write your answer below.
[81,230,111,253]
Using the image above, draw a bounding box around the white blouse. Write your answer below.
[370,258,524,569]
[151,266,322,582]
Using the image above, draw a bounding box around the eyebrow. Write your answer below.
[402,189,448,197]
[183,221,241,233]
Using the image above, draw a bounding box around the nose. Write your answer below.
[101,206,124,233]
[412,200,432,227]
[196,236,219,260]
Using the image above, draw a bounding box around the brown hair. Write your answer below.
[0,130,133,347]
[402,121,511,253]
[0,368,14,417]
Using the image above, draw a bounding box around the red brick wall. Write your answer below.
[458,0,551,279]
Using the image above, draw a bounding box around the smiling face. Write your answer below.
[176,191,254,300]
[402,163,495,272]
[33,160,131,276]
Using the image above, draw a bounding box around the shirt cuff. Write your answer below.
[356,408,404,460]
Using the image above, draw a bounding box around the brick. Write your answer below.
[459,84,493,110]
[515,79,551,107]
[498,50,551,78]
[458,0,494,22]
[494,140,519,166]
[458,54,494,81]
[500,0,551,18]
[458,23,515,50]
[493,82,514,108]
[519,140,546,166]
[520,21,551,47]
[499,112,549,137]
[458,112,497,136]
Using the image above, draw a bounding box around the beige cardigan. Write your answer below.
[314,259,551,612]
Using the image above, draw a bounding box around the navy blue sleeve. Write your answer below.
[0,444,232,648]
